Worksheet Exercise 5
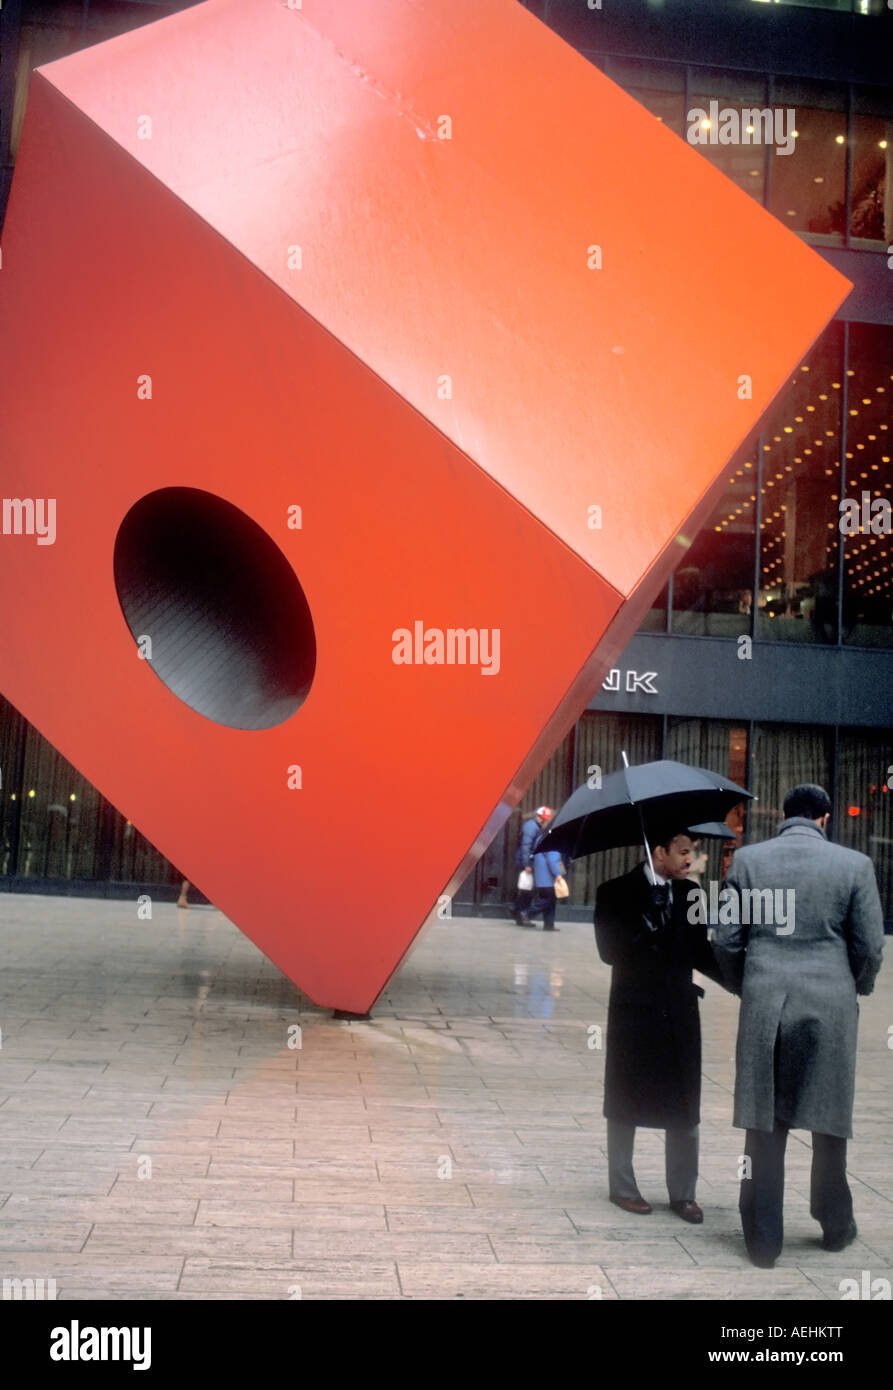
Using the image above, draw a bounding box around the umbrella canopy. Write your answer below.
[537,759,753,860]
[688,821,738,841]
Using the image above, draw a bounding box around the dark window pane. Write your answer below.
[16,725,103,880]
[570,714,663,904]
[638,582,668,634]
[749,1,883,14]
[756,322,844,644]
[0,698,174,885]
[106,809,178,886]
[851,86,893,248]
[671,432,757,639]
[837,728,893,924]
[665,718,749,881]
[841,324,893,648]
[687,68,769,205]
[604,57,686,138]
[749,723,834,844]
[0,698,22,877]
[769,79,848,245]
[474,733,576,908]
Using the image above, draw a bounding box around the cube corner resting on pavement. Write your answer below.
[0,0,850,1011]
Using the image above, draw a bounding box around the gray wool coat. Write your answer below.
[713,818,885,1138]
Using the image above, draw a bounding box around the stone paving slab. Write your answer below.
[290,1232,496,1264]
[490,1234,698,1267]
[2,1195,200,1224]
[0,1171,117,1195]
[85,1223,294,1259]
[178,1257,399,1297]
[195,1201,387,1231]
[396,1263,616,1299]
[207,1158,378,1180]
[112,1177,296,1202]
[0,1252,183,1291]
[384,1205,577,1234]
[0,897,889,1300]
[0,1221,91,1252]
[603,1266,824,1300]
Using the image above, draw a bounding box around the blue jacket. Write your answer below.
[533,846,564,889]
[516,817,542,869]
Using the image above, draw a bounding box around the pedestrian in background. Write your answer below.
[529,832,566,932]
[514,806,553,925]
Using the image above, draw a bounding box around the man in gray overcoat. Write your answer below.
[714,783,885,1268]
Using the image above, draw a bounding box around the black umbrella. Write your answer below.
[688,821,738,840]
[537,755,754,871]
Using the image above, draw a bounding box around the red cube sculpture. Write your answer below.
[0,0,849,1010]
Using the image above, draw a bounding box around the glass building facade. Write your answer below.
[1,0,891,917]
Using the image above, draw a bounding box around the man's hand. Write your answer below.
[646,882,672,933]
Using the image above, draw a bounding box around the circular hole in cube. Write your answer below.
[114,488,315,730]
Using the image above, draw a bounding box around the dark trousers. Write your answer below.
[514,886,534,920]
[530,885,556,930]
[740,1122,853,1261]
[608,1120,699,1203]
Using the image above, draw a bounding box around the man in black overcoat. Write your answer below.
[595,825,724,1222]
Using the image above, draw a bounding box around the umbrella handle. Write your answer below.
[636,802,656,881]
[621,749,656,881]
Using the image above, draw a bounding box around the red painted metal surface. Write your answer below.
[0,0,849,1010]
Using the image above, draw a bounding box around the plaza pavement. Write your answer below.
[0,894,890,1300]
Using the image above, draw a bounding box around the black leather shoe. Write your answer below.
[747,1248,777,1269]
[669,1199,703,1224]
[822,1220,857,1253]
[543,926,560,932]
[610,1194,652,1215]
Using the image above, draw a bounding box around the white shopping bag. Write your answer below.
[517,868,534,892]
